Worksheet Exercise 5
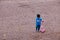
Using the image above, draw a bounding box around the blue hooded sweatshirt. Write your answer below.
[36,17,42,26]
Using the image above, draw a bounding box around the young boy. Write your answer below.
[36,14,43,32]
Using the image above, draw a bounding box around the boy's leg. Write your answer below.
[38,27,40,31]
[38,25,41,31]
[36,26,38,31]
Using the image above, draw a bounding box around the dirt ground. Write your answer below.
[0,0,60,40]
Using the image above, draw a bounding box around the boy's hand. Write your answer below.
[42,21,44,22]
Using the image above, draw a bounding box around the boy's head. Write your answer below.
[37,14,40,18]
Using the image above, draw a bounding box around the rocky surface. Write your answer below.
[0,0,60,40]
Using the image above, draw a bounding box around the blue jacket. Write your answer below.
[36,17,42,26]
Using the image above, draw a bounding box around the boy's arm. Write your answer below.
[42,18,44,22]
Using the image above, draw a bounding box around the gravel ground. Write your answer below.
[0,0,60,40]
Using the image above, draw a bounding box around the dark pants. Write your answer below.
[36,25,41,31]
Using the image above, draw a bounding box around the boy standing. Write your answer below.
[36,14,43,32]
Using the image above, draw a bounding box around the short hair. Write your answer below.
[37,14,40,18]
